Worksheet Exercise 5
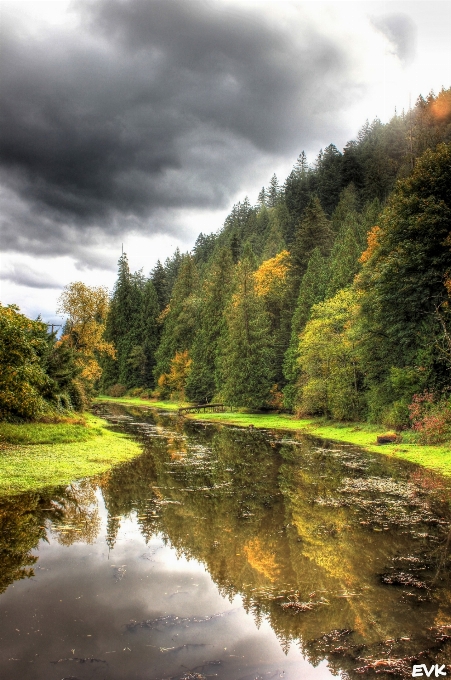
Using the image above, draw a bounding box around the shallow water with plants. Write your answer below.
[1,403,451,680]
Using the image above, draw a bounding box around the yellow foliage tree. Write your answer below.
[57,282,115,386]
[157,350,192,401]
[253,250,290,298]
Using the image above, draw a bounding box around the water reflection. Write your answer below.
[1,403,451,679]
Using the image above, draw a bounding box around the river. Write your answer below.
[1,402,451,680]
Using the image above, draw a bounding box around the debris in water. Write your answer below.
[380,572,428,589]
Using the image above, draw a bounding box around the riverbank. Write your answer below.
[0,413,142,495]
[96,396,451,476]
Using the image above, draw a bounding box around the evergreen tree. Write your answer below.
[150,260,167,311]
[139,280,160,388]
[219,254,274,408]
[267,174,280,207]
[261,213,286,260]
[154,254,199,382]
[358,142,451,421]
[185,247,234,403]
[230,233,241,264]
[331,183,359,234]
[293,151,308,178]
[327,210,367,298]
[316,144,343,215]
[291,196,332,284]
[102,254,146,389]
[163,248,183,301]
[283,248,328,409]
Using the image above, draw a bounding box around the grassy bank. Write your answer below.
[0,414,142,495]
[97,395,183,410]
[96,396,451,477]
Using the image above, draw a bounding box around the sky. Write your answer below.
[1,0,450,324]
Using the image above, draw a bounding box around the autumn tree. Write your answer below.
[57,282,115,393]
[295,289,364,420]
[254,250,292,388]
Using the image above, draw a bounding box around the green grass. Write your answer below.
[96,395,185,410]
[0,417,97,445]
[96,397,451,476]
[0,414,142,496]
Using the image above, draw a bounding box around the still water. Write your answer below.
[1,404,451,680]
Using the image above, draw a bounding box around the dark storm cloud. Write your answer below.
[370,13,417,65]
[0,0,361,261]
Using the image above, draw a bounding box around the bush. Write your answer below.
[106,383,127,397]
[381,400,411,431]
[408,391,451,444]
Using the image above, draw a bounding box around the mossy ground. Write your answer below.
[96,397,451,477]
[0,413,142,496]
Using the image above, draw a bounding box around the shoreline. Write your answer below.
[96,395,451,477]
[0,413,142,496]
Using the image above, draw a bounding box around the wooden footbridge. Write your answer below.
[178,403,226,415]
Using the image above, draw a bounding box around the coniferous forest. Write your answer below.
[95,89,451,435]
[2,89,451,440]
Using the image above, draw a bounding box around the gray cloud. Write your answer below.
[0,0,362,262]
[0,263,63,289]
[371,13,417,65]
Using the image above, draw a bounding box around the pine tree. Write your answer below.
[327,214,365,298]
[163,248,183,301]
[316,144,343,215]
[291,196,332,284]
[140,280,160,387]
[219,254,274,408]
[331,183,359,234]
[262,214,286,260]
[150,260,167,311]
[101,254,148,389]
[283,248,328,409]
[358,142,451,420]
[185,247,234,403]
[154,255,199,383]
[267,174,280,208]
[293,151,308,178]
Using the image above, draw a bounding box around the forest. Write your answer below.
[2,88,451,441]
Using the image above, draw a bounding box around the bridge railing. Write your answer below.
[178,403,226,415]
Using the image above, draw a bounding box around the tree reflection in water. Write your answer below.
[2,404,451,678]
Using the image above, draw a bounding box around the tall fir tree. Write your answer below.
[185,247,234,403]
[219,253,274,408]
[154,254,199,382]
[139,279,160,388]
[150,260,167,311]
[327,211,367,298]
[291,195,333,285]
[267,174,280,207]
[283,247,328,409]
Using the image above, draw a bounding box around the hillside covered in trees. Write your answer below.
[97,88,451,435]
[2,89,451,438]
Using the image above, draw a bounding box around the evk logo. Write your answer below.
[412,665,447,677]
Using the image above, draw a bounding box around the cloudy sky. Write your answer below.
[1,0,450,323]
